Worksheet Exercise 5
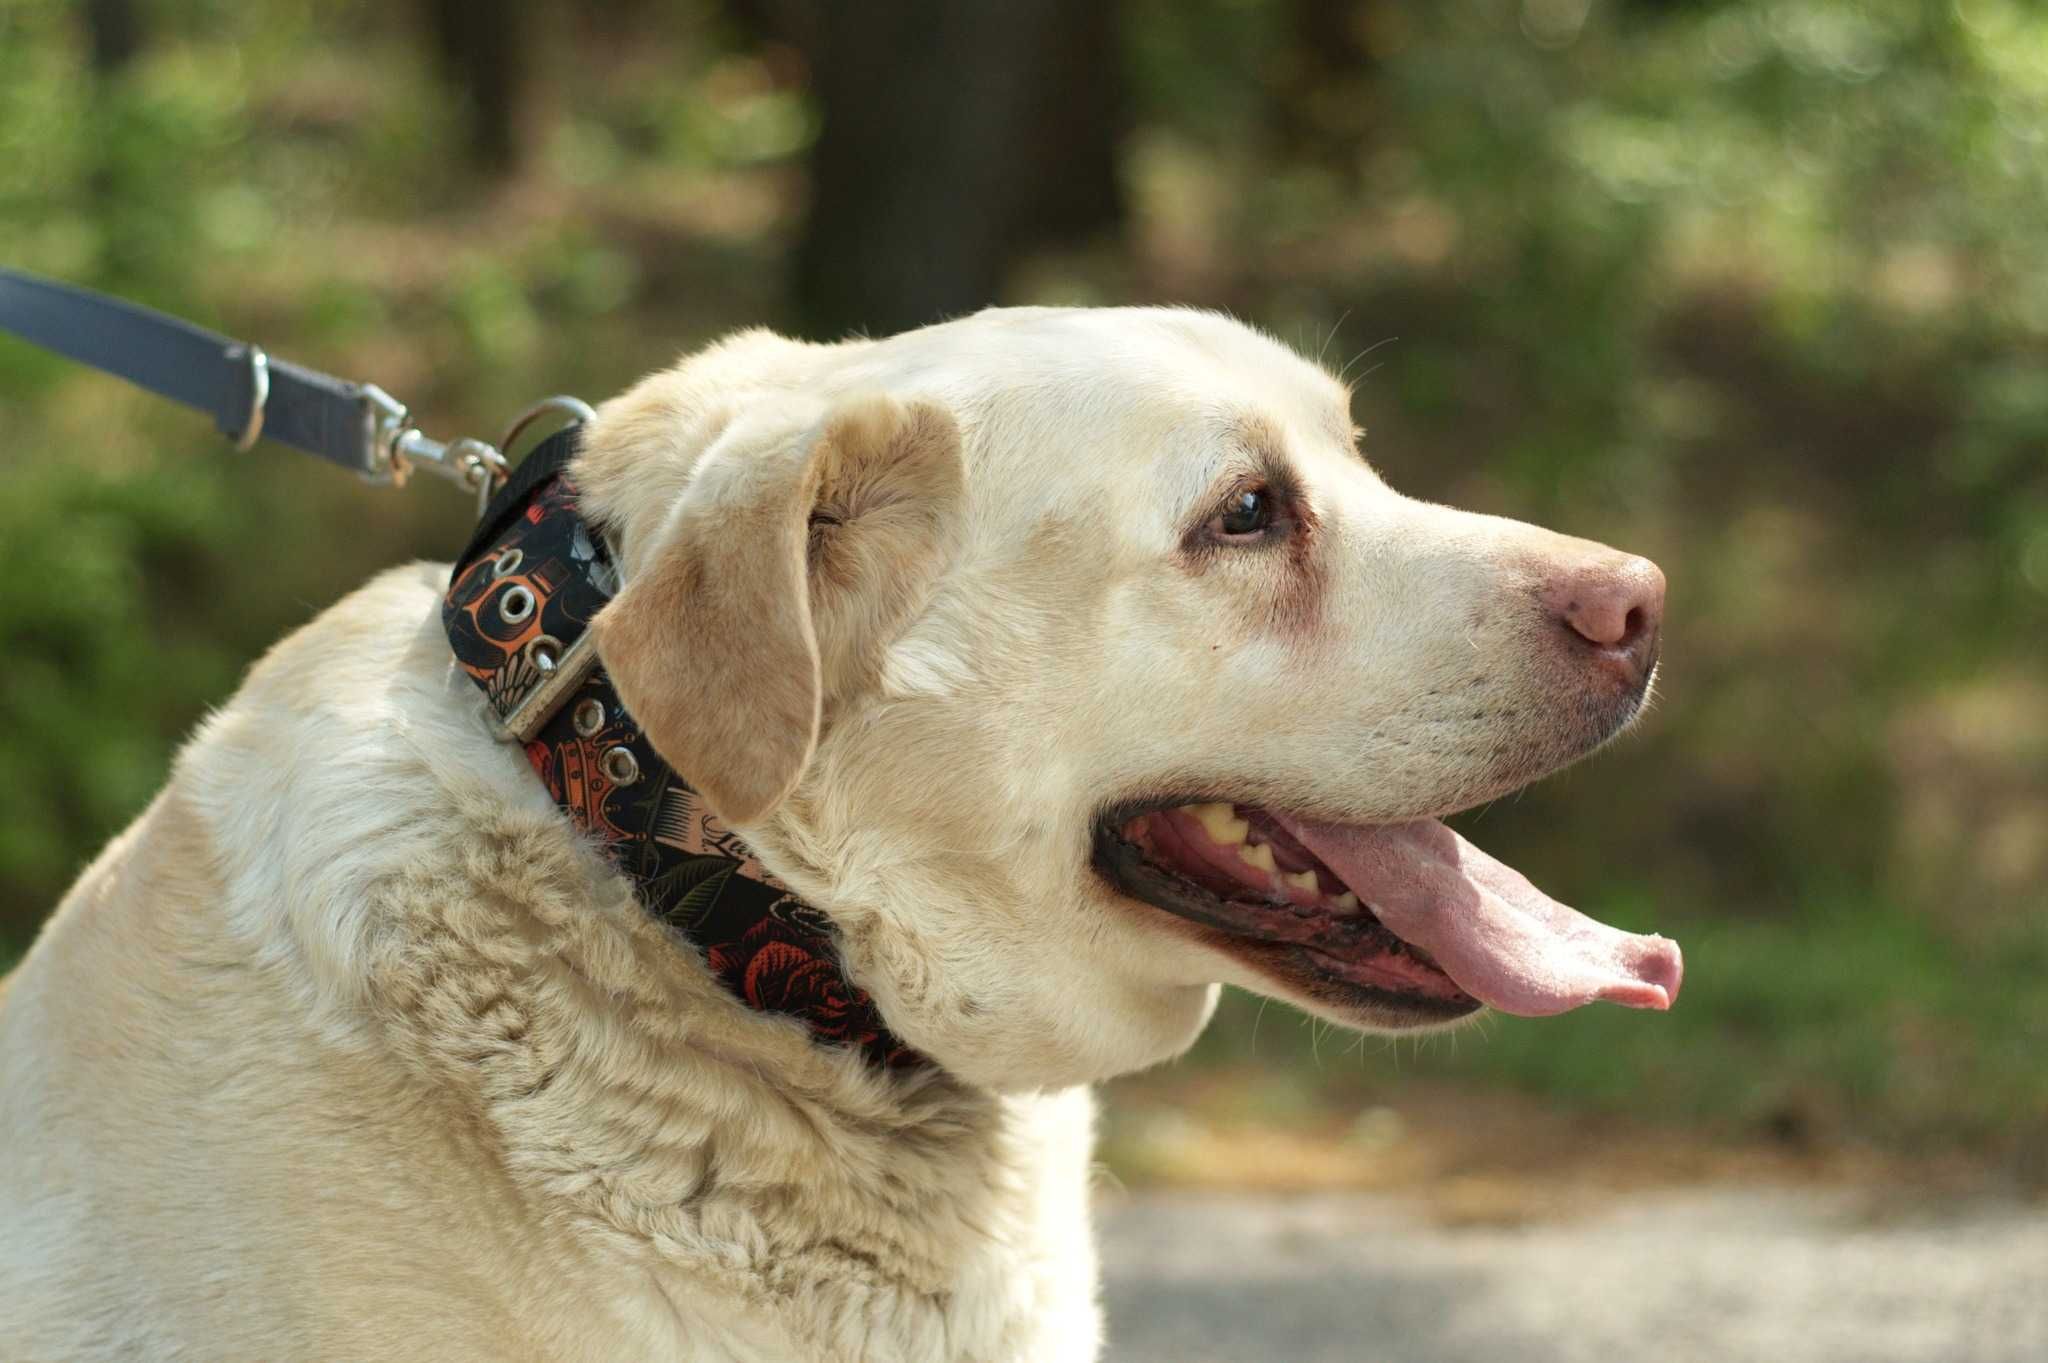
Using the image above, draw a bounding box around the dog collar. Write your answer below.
[442,427,921,1070]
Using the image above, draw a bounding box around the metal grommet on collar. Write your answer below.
[524,633,562,674]
[491,547,523,578]
[497,583,536,625]
[572,698,605,737]
[600,746,640,787]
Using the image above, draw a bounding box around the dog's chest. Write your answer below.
[341,802,1102,1360]
[497,1083,1105,1363]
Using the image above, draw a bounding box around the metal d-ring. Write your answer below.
[230,344,269,452]
[499,395,597,461]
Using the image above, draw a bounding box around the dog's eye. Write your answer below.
[1211,486,1272,539]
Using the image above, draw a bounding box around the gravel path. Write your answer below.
[1100,1187,2048,1363]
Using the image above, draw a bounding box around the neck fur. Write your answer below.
[360,788,1092,1355]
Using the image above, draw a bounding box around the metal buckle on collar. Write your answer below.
[492,632,602,744]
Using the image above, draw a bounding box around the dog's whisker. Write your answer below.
[1338,334,1398,384]
[1316,308,1354,369]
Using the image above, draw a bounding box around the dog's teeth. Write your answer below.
[1331,892,1360,913]
[1238,841,1276,873]
[1285,868,1319,893]
[1190,802,1249,846]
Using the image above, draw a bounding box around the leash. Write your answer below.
[0,266,922,1070]
[0,266,589,517]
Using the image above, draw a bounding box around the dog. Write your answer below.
[0,306,1680,1361]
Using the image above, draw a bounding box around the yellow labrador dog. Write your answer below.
[0,307,1680,1362]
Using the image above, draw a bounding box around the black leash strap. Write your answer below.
[0,266,548,506]
[0,266,389,475]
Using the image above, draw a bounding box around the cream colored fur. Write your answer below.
[0,306,1649,1361]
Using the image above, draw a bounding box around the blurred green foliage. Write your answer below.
[0,0,2043,1154]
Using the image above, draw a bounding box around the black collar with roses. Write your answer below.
[442,428,922,1070]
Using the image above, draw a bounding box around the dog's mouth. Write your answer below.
[1092,801,1682,1027]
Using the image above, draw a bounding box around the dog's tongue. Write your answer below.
[1274,814,1682,1017]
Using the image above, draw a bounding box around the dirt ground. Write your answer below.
[1099,1184,2047,1363]
[1096,1078,2044,1362]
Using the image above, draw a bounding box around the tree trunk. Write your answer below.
[1271,0,1377,168]
[80,0,141,73]
[791,0,1125,340]
[421,0,526,176]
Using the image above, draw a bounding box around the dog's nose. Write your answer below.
[1543,553,1665,681]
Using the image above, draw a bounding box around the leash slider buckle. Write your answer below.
[226,344,269,452]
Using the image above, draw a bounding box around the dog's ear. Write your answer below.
[592,394,964,825]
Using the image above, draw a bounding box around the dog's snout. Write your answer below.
[1543,553,1665,681]
[1551,556,1664,648]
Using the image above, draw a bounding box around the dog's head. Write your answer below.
[580,307,1680,1089]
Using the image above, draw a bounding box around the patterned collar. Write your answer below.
[441,428,922,1069]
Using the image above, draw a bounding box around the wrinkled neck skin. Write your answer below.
[194,569,1099,1363]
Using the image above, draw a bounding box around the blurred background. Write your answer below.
[1,0,2044,1355]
